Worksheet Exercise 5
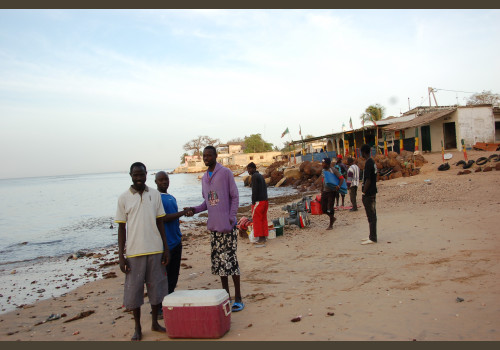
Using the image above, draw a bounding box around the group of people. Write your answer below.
[115,146,245,341]
[114,144,376,341]
[320,144,378,245]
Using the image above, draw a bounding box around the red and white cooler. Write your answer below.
[162,289,231,339]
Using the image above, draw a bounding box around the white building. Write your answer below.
[383,105,497,152]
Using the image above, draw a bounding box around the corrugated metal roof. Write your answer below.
[383,108,456,131]
[370,114,417,126]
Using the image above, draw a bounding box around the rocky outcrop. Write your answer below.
[283,168,301,180]
[248,153,427,192]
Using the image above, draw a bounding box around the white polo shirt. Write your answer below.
[115,185,166,258]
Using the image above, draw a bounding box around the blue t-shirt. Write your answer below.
[160,193,182,249]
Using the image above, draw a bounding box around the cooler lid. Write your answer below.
[162,289,229,307]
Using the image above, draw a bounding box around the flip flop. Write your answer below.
[232,301,245,312]
[253,243,266,248]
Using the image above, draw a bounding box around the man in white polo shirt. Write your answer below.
[115,162,170,341]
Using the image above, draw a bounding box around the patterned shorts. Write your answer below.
[210,228,240,276]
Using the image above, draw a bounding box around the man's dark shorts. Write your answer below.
[321,191,336,214]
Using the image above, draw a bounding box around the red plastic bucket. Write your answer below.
[310,200,322,215]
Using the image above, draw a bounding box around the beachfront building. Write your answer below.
[289,113,418,160]
[174,141,283,173]
[227,151,283,167]
[217,142,283,167]
[291,133,345,162]
[493,107,500,142]
[172,154,205,173]
[288,105,498,162]
[183,155,203,167]
[382,104,498,152]
[217,142,245,166]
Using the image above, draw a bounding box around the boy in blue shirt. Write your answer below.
[155,171,192,294]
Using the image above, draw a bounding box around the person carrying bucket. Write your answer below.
[321,158,344,230]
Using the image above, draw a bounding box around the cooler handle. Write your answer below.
[223,299,231,316]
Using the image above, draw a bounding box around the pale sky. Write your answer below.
[1,9,499,179]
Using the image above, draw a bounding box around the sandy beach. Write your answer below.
[1,150,499,341]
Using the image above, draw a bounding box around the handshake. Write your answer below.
[183,207,195,217]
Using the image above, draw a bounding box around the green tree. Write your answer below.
[180,152,189,164]
[243,134,273,153]
[360,104,385,124]
[466,90,500,106]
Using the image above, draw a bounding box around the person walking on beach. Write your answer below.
[346,157,360,211]
[321,158,344,230]
[360,144,378,245]
[115,162,170,341]
[155,171,192,294]
[246,162,268,247]
[185,146,244,312]
[334,155,348,208]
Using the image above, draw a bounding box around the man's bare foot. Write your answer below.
[131,329,142,341]
[326,226,333,230]
[151,322,166,333]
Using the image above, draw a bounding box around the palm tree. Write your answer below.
[360,104,385,125]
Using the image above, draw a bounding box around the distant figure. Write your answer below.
[321,158,344,230]
[360,145,378,245]
[246,162,268,246]
[115,162,169,341]
[185,146,244,312]
[334,155,348,208]
[155,171,192,295]
[346,157,360,211]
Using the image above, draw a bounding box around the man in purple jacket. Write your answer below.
[185,146,244,312]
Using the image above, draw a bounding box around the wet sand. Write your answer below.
[0,150,499,340]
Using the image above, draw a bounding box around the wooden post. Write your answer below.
[441,140,445,163]
[461,139,468,162]
[414,128,419,169]
[354,137,357,159]
[400,130,404,154]
[375,127,379,154]
[383,133,388,156]
[415,127,419,152]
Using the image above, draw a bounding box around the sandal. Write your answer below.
[232,301,245,312]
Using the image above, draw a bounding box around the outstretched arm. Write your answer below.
[191,200,207,214]
[162,210,189,222]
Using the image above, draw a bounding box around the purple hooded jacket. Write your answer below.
[193,163,239,233]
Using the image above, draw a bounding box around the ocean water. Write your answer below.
[0,170,296,269]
